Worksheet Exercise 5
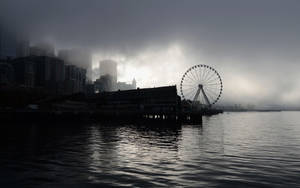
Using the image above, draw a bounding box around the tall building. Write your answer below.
[58,49,91,70]
[30,42,55,57]
[0,28,17,60]
[64,65,86,94]
[0,27,29,60]
[94,74,114,92]
[0,62,14,86]
[11,58,35,87]
[132,78,136,89]
[58,49,91,81]
[95,60,136,92]
[11,56,65,93]
[99,60,117,84]
[16,39,30,58]
[115,79,137,91]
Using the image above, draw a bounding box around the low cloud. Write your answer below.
[1,0,300,107]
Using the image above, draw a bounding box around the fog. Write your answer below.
[1,0,300,107]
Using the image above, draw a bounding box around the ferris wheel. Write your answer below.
[180,64,222,107]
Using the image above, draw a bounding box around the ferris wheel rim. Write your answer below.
[180,64,223,106]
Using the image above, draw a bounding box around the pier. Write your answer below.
[0,86,223,124]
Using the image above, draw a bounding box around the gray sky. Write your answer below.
[1,0,300,107]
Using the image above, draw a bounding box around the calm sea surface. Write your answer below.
[1,112,300,187]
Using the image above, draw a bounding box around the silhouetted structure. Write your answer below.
[180,64,222,108]
[11,58,35,87]
[99,60,117,84]
[58,49,91,70]
[7,56,87,94]
[30,42,55,57]
[0,62,14,86]
[10,56,64,93]
[91,86,181,120]
[64,64,86,94]
[94,74,114,92]
[95,60,136,92]
[116,78,137,91]
[0,27,29,60]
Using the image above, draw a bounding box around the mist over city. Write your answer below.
[1,1,300,187]
[1,0,300,109]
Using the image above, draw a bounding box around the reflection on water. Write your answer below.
[1,112,300,187]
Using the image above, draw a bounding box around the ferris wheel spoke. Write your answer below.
[204,87,218,97]
[204,84,220,89]
[184,87,197,95]
[201,67,207,83]
[183,75,194,83]
[195,68,201,83]
[205,86,221,93]
[183,87,198,93]
[204,68,213,82]
[195,67,201,83]
[183,78,196,84]
[204,87,219,98]
[206,76,220,85]
[204,85,217,92]
[200,69,207,83]
[190,68,199,82]
[206,77,221,85]
[203,69,213,83]
[190,68,199,83]
[183,84,198,88]
[204,85,219,90]
[205,88,220,95]
[182,83,197,87]
[183,79,196,88]
[182,86,198,91]
[205,82,221,86]
[206,71,219,85]
[185,73,197,83]
[199,66,204,82]
[204,71,217,84]
[185,89,197,100]
[208,73,221,83]
[204,91,216,104]
[202,89,212,100]
[205,91,216,104]
[182,81,198,86]
[204,85,219,94]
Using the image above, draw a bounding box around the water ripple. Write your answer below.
[1,112,300,187]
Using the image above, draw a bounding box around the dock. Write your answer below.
[1,86,223,124]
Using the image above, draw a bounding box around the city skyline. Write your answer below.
[1,2,300,187]
[1,0,300,108]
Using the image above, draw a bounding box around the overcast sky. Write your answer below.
[1,0,300,107]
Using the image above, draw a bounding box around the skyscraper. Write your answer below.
[0,62,14,86]
[16,39,30,58]
[0,28,17,60]
[58,49,91,70]
[0,27,29,60]
[132,78,136,89]
[99,60,117,84]
[30,42,55,57]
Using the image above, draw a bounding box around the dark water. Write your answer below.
[1,112,300,187]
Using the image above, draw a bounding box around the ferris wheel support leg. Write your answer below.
[192,88,201,104]
[201,88,211,106]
